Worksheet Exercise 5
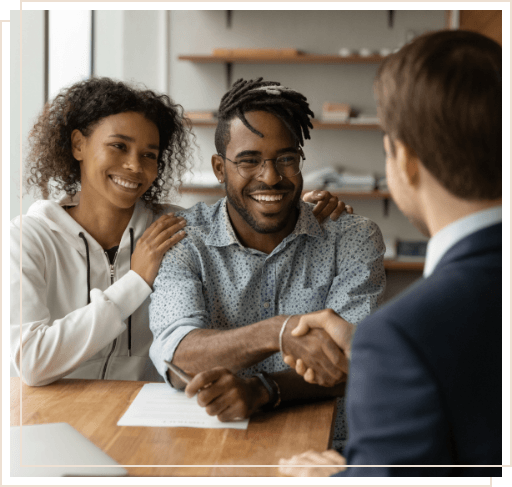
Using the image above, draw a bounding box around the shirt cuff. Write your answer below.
[151,324,199,386]
[103,270,153,321]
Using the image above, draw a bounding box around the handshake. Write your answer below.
[280,308,355,387]
[174,308,355,423]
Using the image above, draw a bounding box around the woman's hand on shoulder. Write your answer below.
[130,213,187,288]
[302,190,353,223]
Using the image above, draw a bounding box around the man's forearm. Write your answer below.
[172,315,284,380]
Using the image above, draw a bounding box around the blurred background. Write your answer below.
[10,8,503,300]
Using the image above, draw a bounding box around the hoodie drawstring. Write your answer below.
[78,233,91,305]
[80,229,135,358]
[127,228,134,357]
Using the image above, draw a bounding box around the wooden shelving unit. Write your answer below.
[180,186,391,213]
[179,186,389,200]
[178,54,385,64]
[384,260,424,272]
[312,121,381,131]
[179,53,385,88]
[188,119,381,131]
[316,190,390,200]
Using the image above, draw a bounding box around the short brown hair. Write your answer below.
[374,30,501,200]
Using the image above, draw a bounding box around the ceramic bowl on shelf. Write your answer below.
[338,48,355,57]
[358,48,375,57]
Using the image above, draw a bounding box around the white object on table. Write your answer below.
[117,383,249,430]
[10,423,127,477]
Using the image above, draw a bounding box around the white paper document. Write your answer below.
[117,383,249,430]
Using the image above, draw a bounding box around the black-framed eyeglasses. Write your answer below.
[218,148,305,180]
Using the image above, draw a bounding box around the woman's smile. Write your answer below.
[72,111,160,210]
[110,174,143,191]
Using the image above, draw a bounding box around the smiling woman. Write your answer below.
[69,112,160,233]
[10,78,194,385]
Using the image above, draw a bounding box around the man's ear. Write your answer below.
[211,154,225,184]
[395,139,420,188]
[71,129,85,161]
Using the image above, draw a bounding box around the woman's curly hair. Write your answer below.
[25,77,194,209]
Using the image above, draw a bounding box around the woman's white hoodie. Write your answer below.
[10,193,182,386]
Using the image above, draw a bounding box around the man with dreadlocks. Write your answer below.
[149,78,386,451]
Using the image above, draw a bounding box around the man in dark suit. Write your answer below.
[278,29,502,477]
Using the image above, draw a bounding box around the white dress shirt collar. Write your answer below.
[423,206,502,278]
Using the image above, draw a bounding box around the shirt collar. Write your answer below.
[205,198,242,247]
[205,198,323,249]
[423,205,502,278]
[292,200,324,238]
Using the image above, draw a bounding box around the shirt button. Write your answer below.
[263,302,270,308]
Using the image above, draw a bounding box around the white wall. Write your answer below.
[10,10,45,220]
[10,10,46,375]
[94,10,124,80]
[94,10,167,92]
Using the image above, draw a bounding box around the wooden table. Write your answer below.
[11,378,336,477]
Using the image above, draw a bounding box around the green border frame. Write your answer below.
[5,0,512,487]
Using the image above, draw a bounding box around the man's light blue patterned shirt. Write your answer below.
[149,197,386,448]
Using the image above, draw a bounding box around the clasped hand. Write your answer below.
[279,449,347,477]
[282,309,355,386]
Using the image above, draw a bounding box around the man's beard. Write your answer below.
[225,177,302,235]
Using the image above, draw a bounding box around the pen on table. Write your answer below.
[164,359,215,397]
[164,360,193,384]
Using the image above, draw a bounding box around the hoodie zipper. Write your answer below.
[101,249,118,380]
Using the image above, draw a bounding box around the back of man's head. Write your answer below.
[374,30,501,200]
[214,78,314,156]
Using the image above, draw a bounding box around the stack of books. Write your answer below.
[321,102,352,123]
[377,176,388,192]
[303,167,376,192]
[303,168,342,188]
[349,114,380,125]
[184,111,217,123]
[336,172,376,191]
[212,48,304,58]
[396,240,428,262]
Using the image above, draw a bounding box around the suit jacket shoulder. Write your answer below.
[342,223,502,475]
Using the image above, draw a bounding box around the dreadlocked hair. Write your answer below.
[214,78,314,155]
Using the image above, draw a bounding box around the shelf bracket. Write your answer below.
[383,197,390,217]
[226,10,232,28]
[388,10,394,28]
[226,62,233,89]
